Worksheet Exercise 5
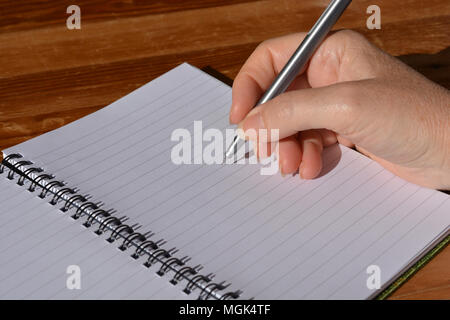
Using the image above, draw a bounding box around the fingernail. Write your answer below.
[299,163,304,179]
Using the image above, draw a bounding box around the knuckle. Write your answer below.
[333,29,373,53]
[336,29,367,44]
[256,39,271,52]
[301,130,324,150]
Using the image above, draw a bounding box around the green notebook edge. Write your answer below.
[375,233,450,300]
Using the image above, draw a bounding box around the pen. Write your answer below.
[224,0,352,159]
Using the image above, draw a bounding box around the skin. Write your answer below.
[229,30,450,190]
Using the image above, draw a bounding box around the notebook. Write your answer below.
[0,63,448,300]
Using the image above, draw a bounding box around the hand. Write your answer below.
[229,30,450,190]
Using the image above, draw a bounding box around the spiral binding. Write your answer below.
[1,153,242,300]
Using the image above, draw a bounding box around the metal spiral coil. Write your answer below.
[94,216,123,235]
[199,281,231,300]
[0,153,23,174]
[18,167,43,186]
[8,160,33,180]
[29,173,54,192]
[61,194,89,212]
[183,273,215,295]
[50,187,77,205]
[170,264,203,285]
[157,256,191,277]
[1,153,242,300]
[72,201,99,220]
[144,247,177,268]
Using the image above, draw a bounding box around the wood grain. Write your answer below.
[0,0,449,299]
[0,0,260,33]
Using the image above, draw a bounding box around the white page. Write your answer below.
[2,63,449,299]
[0,176,193,300]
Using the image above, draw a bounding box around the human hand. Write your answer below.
[229,30,450,190]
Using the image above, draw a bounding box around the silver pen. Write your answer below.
[224,0,352,159]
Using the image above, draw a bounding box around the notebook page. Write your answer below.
[3,63,449,299]
[0,177,194,299]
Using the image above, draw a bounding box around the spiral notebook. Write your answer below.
[1,63,449,300]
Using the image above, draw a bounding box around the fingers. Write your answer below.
[230,33,309,124]
[277,130,325,179]
[298,130,323,179]
[230,30,384,125]
[305,29,381,87]
[239,81,361,142]
[255,129,333,180]
[318,129,337,147]
[252,140,273,160]
[278,130,325,179]
[229,30,450,189]
[278,136,302,176]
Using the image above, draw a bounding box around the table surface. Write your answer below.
[0,0,449,299]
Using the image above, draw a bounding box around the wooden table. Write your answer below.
[0,0,449,299]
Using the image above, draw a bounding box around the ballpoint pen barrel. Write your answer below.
[258,0,352,105]
[225,0,352,159]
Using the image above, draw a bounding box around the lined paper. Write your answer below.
[0,177,192,299]
[2,63,449,299]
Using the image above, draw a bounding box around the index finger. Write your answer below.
[229,32,308,124]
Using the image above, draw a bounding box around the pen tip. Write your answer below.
[224,135,240,162]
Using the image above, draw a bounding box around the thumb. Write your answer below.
[238,80,372,142]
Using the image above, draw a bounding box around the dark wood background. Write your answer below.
[0,0,449,299]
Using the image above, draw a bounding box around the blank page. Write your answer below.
[3,63,449,299]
